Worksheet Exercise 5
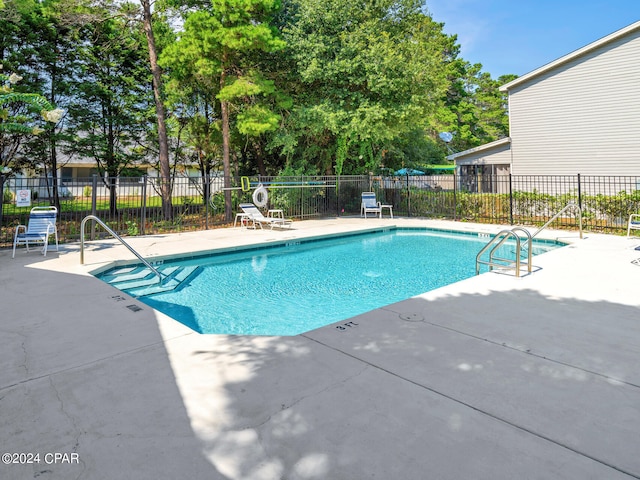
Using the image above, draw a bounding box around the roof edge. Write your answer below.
[447,137,511,161]
[500,20,640,92]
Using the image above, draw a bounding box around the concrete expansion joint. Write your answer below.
[2,340,173,392]
[426,320,640,390]
[305,326,640,478]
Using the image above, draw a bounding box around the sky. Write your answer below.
[425,0,640,79]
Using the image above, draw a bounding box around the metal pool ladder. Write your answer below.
[475,227,532,277]
[475,202,583,277]
[80,215,164,285]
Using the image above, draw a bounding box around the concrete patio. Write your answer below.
[1,218,639,479]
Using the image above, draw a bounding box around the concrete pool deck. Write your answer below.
[1,217,639,480]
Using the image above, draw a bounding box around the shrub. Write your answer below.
[3,189,14,204]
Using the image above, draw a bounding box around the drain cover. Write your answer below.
[399,312,423,322]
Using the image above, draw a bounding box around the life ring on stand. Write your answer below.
[252,184,268,207]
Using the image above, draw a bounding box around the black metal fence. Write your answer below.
[1,173,639,247]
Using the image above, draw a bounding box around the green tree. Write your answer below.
[0,0,42,168]
[0,70,62,169]
[140,0,173,220]
[163,66,224,204]
[160,7,223,204]
[13,0,84,207]
[65,9,152,214]
[475,72,517,140]
[272,0,450,174]
[161,0,285,221]
[437,56,516,154]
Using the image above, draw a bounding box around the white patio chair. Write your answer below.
[361,192,393,218]
[12,206,59,258]
[627,214,640,238]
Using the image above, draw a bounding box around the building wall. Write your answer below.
[453,140,511,193]
[454,140,512,167]
[508,28,640,176]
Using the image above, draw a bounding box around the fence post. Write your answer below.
[509,173,514,225]
[91,174,98,241]
[577,173,582,210]
[406,174,411,217]
[0,174,5,232]
[140,175,147,236]
[300,174,304,219]
[336,174,340,216]
[204,172,210,229]
[453,172,457,221]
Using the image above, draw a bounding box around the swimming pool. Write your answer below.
[98,228,562,336]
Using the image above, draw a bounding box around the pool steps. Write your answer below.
[100,265,201,297]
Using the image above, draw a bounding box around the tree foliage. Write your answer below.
[1,0,515,200]
[438,57,515,153]
[64,5,153,213]
[0,70,61,170]
[270,0,452,174]
[162,0,285,219]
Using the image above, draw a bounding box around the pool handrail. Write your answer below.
[532,202,583,239]
[80,215,164,285]
[476,228,532,277]
[476,202,581,277]
[511,227,533,272]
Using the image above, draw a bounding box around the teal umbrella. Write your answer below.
[395,168,425,175]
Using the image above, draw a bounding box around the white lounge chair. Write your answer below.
[361,192,393,218]
[239,203,292,229]
[627,214,640,238]
[13,206,59,258]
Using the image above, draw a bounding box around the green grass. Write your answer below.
[1,195,205,215]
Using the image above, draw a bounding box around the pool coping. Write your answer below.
[94,225,569,336]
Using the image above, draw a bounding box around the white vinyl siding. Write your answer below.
[453,138,512,167]
[455,145,511,167]
[508,28,640,176]
[454,140,511,193]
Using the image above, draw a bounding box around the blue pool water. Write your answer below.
[101,228,562,336]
